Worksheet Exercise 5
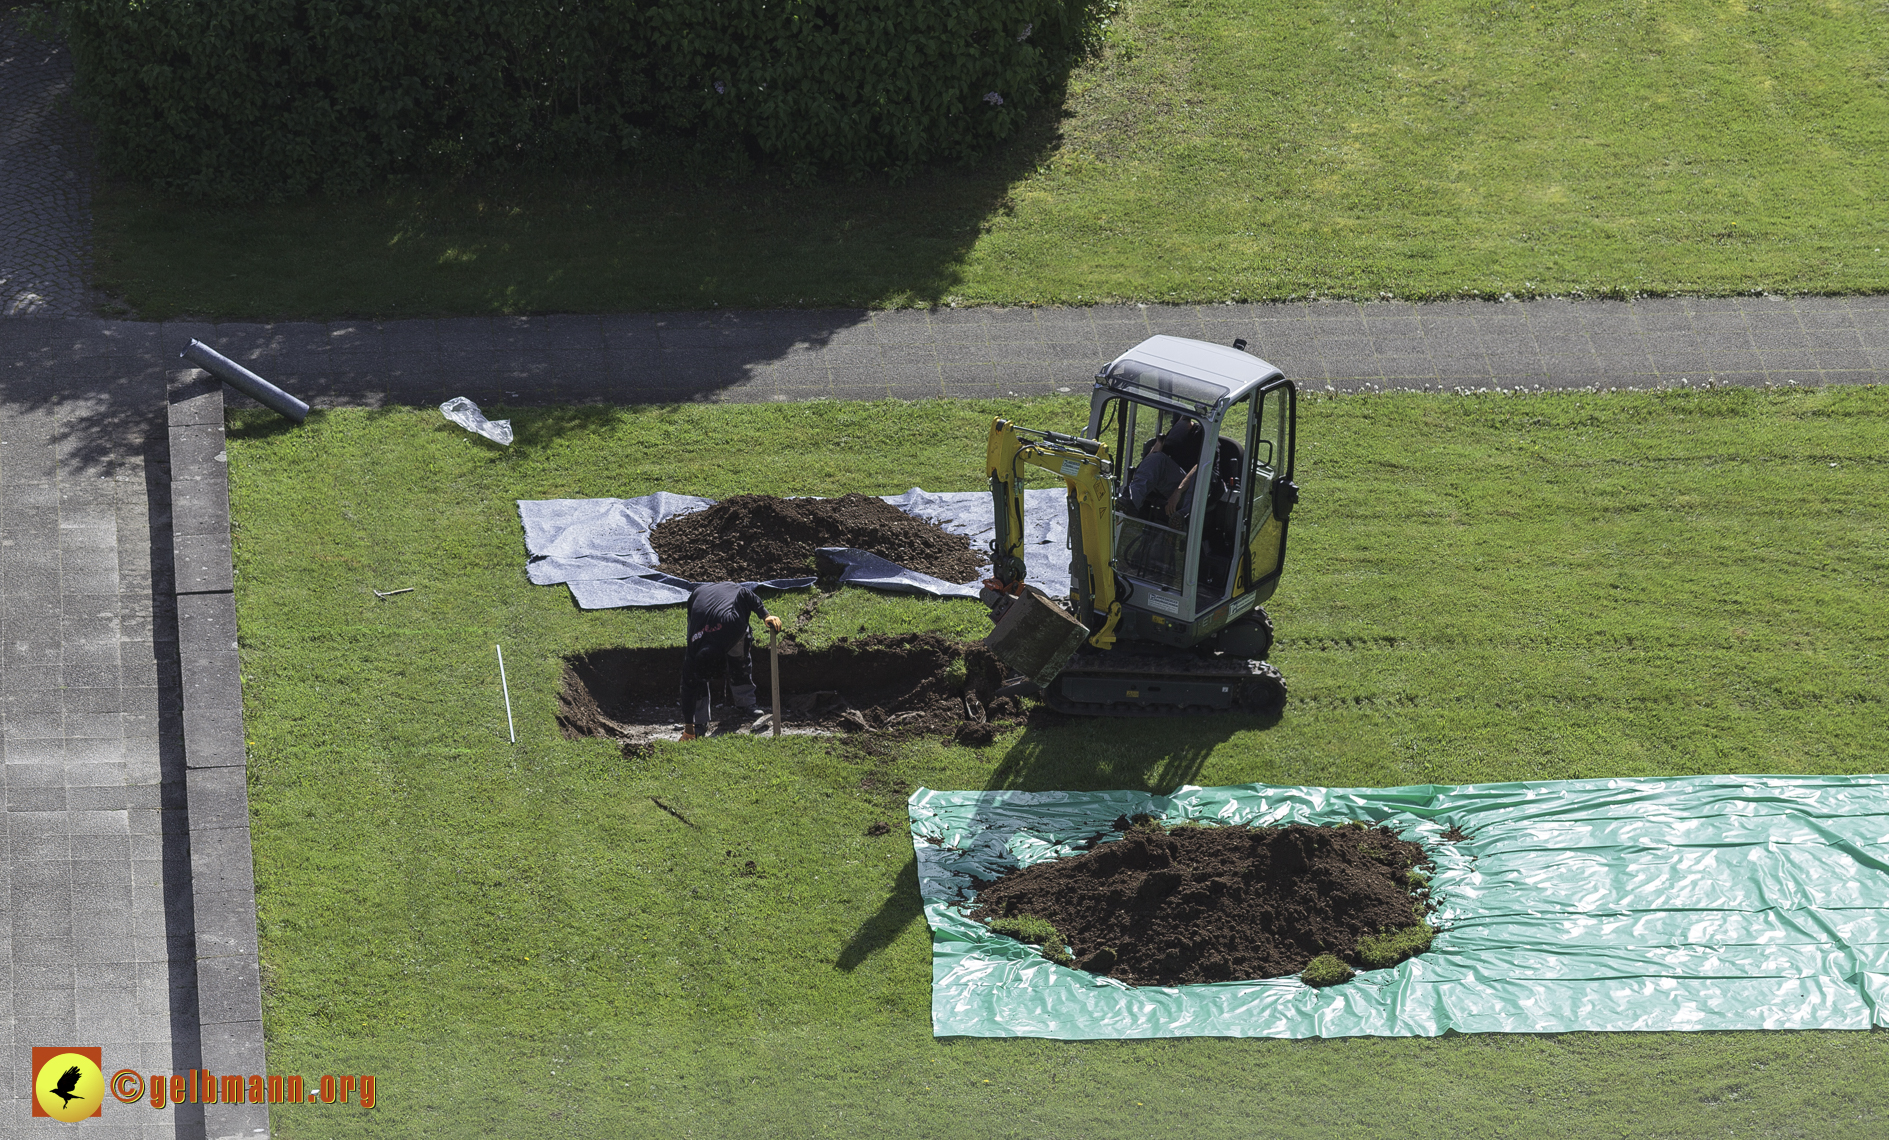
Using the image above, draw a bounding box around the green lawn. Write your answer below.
[230,387,1889,1137]
[94,0,1889,320]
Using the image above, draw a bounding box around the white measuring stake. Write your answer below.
[495,644,516,743]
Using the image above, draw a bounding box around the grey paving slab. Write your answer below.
[172,533,234,595]
[183,828,252,899]
[188,890,257,959]
[178,710,244,772]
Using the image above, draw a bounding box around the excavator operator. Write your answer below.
[1123,417,1205,523]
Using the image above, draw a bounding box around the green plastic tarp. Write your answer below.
[910,775,1889,1038]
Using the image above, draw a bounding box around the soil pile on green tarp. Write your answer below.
[559,633,1024,746]
[650,493,985,583]
[969,822,1433,986]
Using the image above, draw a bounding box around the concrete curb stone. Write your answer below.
[167,379,270,1140]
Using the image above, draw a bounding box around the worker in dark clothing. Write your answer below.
[679,582,783,740]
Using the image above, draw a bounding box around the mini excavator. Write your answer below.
[981,335,1298,716]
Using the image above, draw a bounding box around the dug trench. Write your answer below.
[559,633,1038,750]
[967,821,1437,986]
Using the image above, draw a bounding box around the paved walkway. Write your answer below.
[1,360,194,1137]
[0,14,92,319]
[2,297,1884,417]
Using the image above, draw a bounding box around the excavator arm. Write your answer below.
[985,418,1122,651]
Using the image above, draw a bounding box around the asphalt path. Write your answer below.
[3,296,1884,422]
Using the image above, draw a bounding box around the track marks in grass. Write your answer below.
[1279,635,1407,652]
[1293,692,1425,710]
[1293,691,1885,713]
[1279,633,1879,652]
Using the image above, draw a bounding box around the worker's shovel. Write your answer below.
[769,629,782,738]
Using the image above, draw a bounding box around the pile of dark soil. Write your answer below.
[650,493,985,583]
[559,633,1027,748]
[968,821,1434,986]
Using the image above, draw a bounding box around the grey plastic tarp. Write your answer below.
[911,774,1889,1039]
[517,488,1070,609]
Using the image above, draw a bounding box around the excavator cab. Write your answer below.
[981,335,1298,716]
[1088,336,1297,654]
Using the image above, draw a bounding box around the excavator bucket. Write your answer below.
[985,590,1090,687]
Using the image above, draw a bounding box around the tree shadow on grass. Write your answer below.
[111,107,1071,323]
[100,113,1079,414]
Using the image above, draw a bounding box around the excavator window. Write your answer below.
[1125,403,1163,473]
[1219,399,1250,462]
[1092,397,1120,462]
[1110,400,1174,510]
[1253,386,1288,478]
[1241,385,1292,589]
[1107,395,1274,606]
[1189,401,1250,606]
[1109,399,1188,591]
[1097,397,1145,502]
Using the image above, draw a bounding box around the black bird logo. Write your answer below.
[49,1065,85,1108]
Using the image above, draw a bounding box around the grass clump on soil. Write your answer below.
[1302,954,1355,988]
[1357,921,1438,971]
[649,492,985,584]
[968,821,1433,986]
[91,0,1889,319]
[988,916,1075,967]
[227,389,1889,1137]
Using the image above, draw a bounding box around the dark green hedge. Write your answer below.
[53,0,1099,200]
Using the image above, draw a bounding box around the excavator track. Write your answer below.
[1043,648,1286,718]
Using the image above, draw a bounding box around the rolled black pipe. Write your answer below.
[179,340,310,423]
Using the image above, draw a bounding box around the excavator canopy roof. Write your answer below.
[1096,335,1286,416]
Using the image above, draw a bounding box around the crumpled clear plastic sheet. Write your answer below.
[911,775,1889,1039]
[515,488,1070,609]
[440,396,513,446]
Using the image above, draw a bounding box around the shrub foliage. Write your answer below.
[52,0,1100,201]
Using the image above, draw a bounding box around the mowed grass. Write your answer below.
[95,0,1889,320]
[229,388,1889,1138]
